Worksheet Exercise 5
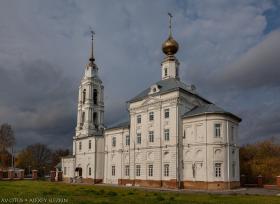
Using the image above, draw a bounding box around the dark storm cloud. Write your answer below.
[0,0,279,149]
[213,30,280,90]
[0,60,76,149]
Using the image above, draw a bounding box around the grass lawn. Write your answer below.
[0,180,279,204]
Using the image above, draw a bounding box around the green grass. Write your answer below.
[0,180,279,204]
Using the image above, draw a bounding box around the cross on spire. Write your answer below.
[89,30,95,62]
[168,12,173,37]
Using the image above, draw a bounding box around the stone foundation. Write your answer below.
[18,170,24,179]
[276,176,280,187]
[32,170,38,180]
[183,181,240,190]
[117,179,239,190]
[8,170,14,180]
[50,171,56,182]
[57,171,63,181]
[118,179,177,189]
[82,178,103,184]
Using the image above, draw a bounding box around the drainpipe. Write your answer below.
[206,114,208,189]
[176,100,180,188]
[227,120,230,189]
[160,102,162,187]
[94,137,97,183]
[120,128,124,184]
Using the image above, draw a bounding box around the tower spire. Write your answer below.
[89,30,95,62]
[168,12,173,37]
[162,13,179,56]
[161,13,180,80]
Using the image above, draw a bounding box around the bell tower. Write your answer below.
[161,13,180,80]
[76,30,104,138]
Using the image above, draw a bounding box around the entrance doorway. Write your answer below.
[75,167,82,177]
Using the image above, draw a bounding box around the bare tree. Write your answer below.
[0,124,15,168]
[0,123,15,151]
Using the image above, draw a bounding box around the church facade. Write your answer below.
[62,18,241,190]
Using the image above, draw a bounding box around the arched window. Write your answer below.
[164,68,168,76]
[81,112,85,125]
[82,89,86,104]
[93,89,98,105]
[93,112,98,128]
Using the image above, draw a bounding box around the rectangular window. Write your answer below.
[125,135,130,146]
[112,137,116,147]
[112,165,115,176]
[164,68,167,76]
[136,165,141,177]
[231,126,234,141]
[214,163,222,177]
[89,167,91,176]
[164,129,170,141]
[164,164,169,177]
[164,109,169,119]
[137,133,141,144]
[79,141,82,151]
[148,165,153,177]
[89,140,91,150]
[149,131,154,143]
[137,115,141,124]
[125,165,129,176]
[214,124,221,137]
[64,167,67,175]
[149,112,154,121]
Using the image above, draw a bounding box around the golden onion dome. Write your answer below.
[162,36,179,55]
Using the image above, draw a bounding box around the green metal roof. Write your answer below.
[128,78,211,103]
[183,104,242,122]
[106,121,130,131]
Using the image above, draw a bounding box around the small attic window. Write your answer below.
[149,85,160,95]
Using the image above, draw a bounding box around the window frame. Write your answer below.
[232,162,235,178]
[214,163,222,178]
[149,112,154,121]
[112,137,116,147]
[112,165,116,176]
[164,129,170,141]
[148,164,153,177]
[137,133,141,144]
[125,165,129,177]
[164,109,169,119]
[93,89,98,105]
[79,141,82,151]
[214,123,221,138]
[136,165,141,177]
[89,140,92,150]
[82,89,86,104]
[125,135,130,146]
[149,131,154,143]
[89,167,92,176]
[164,164,169,177]
[137,115,141,124]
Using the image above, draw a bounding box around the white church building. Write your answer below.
[62,17,241,190]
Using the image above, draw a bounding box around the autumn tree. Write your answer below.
[16,143,52,176]
[240,139,280,184]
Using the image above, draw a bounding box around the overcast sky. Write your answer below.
[0,0,280,151]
